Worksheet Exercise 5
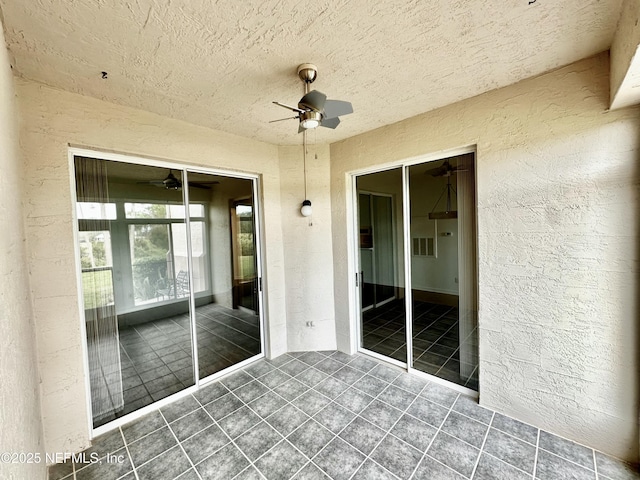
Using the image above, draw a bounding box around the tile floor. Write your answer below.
[362,301,479,390]
[51,351,638,480]
[92,303,260,428]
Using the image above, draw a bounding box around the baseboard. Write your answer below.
[412,289,459,307]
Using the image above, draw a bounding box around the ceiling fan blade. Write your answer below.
[323,100,353,119]
[188,182,212,190]
[269,116,299,123]
[299,90,327,111]
[424,165,448,177]
[136,180,165,186]
[273,101,305,113]
[320,116,340,129]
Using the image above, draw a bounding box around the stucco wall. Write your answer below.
[278,144,337,352]
[330,53,640,461]
[0,21,46,480]
[16,78,288,455]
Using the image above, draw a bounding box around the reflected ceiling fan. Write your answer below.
[271,63,353,133]
[424,159,467,177]
[137,170,219,190]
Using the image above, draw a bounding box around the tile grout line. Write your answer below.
[158,409,204,480]
[533,427,541,478]
[345,379,434,480]
[94,352,470,480]
[119,425,140,480]
[190,390,262,478]
[593,448,599,480]
[407,391,461,479]
[229,356,405,479]
[469,411,495,478]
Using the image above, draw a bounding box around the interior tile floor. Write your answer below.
[362,300,479,390]
[52,351,638,480]
[93,303,260,428]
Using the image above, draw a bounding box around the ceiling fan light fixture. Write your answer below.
[300,111,321,129]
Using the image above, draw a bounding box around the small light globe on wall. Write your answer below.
[301,200,312,217]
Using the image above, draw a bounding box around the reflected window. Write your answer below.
[77,202,117,220]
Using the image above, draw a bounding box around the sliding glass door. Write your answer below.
[356,168,406,364]
[74,154,263,429]
[354,152,479,392]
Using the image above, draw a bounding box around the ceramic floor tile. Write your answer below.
[538,431,594,470]
[473,453,532,480]
[339,416,386,455]
[136,445,191,480]
[359,399,403,431]
[491,413,538,445]
[181,424,229,465]
[234,421,283,462]
[427,431,479,478]
[254,440,308,480]
[441,411,489,448]
[127,426,178,468]
[287,419,336,459]
[313,437,366,480]
[217,406,261,439]
[483,427,536,474]
[291,462,331,479]
[370,434,423,479]
[389,414,437,452]
[595,451,640,480]
[535,450,595,480]
[195,442,250,480]
[351,460,398,480]
[412,456,466,480]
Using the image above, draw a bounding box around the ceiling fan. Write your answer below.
[424,159,468,177]
[271,63,353,133]
[137,170,219,190]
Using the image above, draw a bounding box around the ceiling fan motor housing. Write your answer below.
[297,63,318,84]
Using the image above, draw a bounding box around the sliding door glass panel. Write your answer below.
[186,172,262,380]
[75,157,195,428]
[356,168,406,363]
[408,154,478,390]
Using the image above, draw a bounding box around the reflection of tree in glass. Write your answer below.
[80,232,108,268]
[131,224,170,301]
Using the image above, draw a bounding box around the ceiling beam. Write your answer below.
[610,0,640,110]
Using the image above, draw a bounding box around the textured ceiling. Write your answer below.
[0,0,624,145]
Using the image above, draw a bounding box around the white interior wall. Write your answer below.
[278,144,337,352]
[331,53,640,462]
[0,20,46,480]
[16,78,288,455]
[408,168,459,295]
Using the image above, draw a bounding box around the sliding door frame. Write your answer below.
[348,145,478,397]
[69,146,267,438]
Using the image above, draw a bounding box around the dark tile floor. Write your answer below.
[92,303,261,428]
[52,351,638,480]
[362,300,479,390]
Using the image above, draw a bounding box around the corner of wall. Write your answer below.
[0,16,46,479]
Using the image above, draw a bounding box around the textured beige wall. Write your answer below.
[16,78,288,454]
[0,20,46,480]
[610,0,640,108]
[331,53,640,461]
[278,144,337,351]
